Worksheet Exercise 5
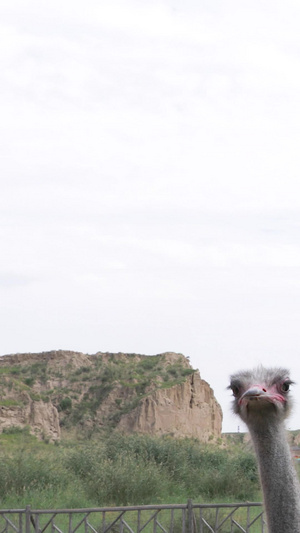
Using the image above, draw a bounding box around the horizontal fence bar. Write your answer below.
[27,503,263,514]
[31,506,187,514]
[0,503,263,514]
[191,503,263,509]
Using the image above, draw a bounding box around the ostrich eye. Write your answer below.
[281,381,291,393]
[231,385,240,397]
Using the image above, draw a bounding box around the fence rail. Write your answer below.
[0,502,266,533]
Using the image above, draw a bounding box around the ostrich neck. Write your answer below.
[248,418,300,533]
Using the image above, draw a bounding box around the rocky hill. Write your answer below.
[0,350,222,442]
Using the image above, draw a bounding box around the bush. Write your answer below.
[59,397,72,411]
[0,450,69,500]
[65,444,172,505]
[24,377,35,386]
[137,357,160,371]
[99,433,259,501]
[2,426,30,435]
[0,431,260,508]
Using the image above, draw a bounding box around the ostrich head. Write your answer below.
[229,367,294,427]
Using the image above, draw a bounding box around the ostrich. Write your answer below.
[229,367,300,533]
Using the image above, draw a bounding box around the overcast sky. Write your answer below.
[1,0,300,432]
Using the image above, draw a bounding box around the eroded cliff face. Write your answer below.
[0,392,60,442]
[0,350,222,442]
[117,371,222,441]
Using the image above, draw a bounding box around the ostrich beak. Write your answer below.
[241,387,266,400]
[238,386,269,406]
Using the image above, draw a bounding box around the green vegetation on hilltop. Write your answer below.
[0,352,198,433]
[0,429,261,509]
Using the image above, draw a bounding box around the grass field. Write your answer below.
[0,428,262,509]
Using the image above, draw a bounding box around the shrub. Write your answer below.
[101,434,259,502]
[24,377,35,386]
[2,426,30,435]
[65,444,172,505]
[182,368,196,376]
[59,397,72,411]
[0,430,260,508]
[0,450,69,499]
[137,356,160,371]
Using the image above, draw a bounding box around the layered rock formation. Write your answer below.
[0,350,222,442]
[0,392,60,441]
[117,371,222,441]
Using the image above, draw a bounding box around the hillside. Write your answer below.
[0,350,222,442]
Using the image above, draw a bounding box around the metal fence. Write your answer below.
[0,502,266,533]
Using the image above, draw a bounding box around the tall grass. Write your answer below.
[0,431,260,509]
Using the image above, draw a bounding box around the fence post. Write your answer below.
[187,499,193,533]
[25,506,31,533]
